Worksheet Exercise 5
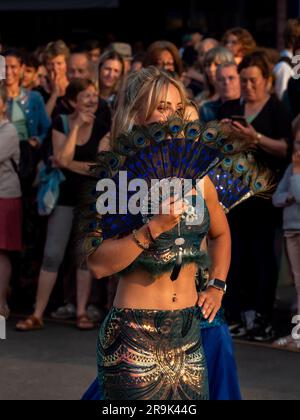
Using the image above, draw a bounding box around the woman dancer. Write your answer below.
[78,67,248,400]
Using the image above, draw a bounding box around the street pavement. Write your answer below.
[0,318,299,400]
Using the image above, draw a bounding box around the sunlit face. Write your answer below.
[294,131,300,152]
[99,59,123,89]
[46,54,68,77]
[240,66,269,102]
[143,84,183,124]
[73,85,99,114]
[224,34,242,58]
[21,66,38,89]
[216,65,241,101]
[89,48,101,64]
[68,53,91,80]
[5,56,23,87]
[156,50,175,73]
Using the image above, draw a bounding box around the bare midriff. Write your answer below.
[113,263,199,311]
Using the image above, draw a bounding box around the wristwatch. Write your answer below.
[207,279,227,294]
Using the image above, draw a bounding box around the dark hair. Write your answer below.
[65,78,96,102]
[24,53,40,70]
[2,49,24,65]
[284,19,300,50]
[222,27,257,57]
[98,50,125,74]
[238,51,271,79]
[83,40,101,52]
[143,41,184,76]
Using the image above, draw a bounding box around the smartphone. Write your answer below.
[231,115,249,127]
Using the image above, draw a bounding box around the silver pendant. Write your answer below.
[175,238,185,247]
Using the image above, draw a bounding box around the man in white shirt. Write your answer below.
[273,19,300,100]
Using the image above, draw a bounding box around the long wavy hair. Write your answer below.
[111,66,188,148]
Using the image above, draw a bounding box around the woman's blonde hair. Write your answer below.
[111,66,187,146]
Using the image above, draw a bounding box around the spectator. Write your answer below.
[131,52,146,73]
[68,50,94,81]
[273,19,300,100]
[144,41,184,77]
[197,47,234,107]
[109,43,133,75]
[286,38,300,120]
[273,118,300,351]
[0,86,22,320]
[3,49,50,185]
[200,62,241,122]
[42,40,70,118]
[16,79,111,332]
[83,40,102,65]
[222,27,257,66]
[98,50,125,109]
[224,51,292,342]
[21,54,40,90]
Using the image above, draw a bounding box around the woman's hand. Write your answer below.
[198,287,224,323]
[50,70,68,97]
[230,121,258,143]
[292,151,300,175]
[74,111,95,128]
[149,197,187,239]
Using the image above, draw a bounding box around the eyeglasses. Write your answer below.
[156,60,175,69]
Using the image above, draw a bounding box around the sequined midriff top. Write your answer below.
[121,196,211,277]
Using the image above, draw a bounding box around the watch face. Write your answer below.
[214,280,226,290]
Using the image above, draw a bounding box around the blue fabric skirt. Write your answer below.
[82,323,242,401]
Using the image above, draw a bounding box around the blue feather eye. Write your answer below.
[185,121,201,140]
[223,144,234,153]
[202,128,218,143]
[109,156,121,171]
[168,118,183,136]
[133,131,147,148]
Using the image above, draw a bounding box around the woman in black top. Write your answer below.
[223,52,292,342]
[16,79,111,332]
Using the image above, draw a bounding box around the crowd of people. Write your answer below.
[0,19,300,350]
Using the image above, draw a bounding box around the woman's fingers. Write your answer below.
[209,308,219,324]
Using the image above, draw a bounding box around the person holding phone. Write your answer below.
[223,51,293,342]
[200,62,241,123]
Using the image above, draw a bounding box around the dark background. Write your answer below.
[0,0,299,50]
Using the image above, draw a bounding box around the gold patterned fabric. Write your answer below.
[97,307,209,400]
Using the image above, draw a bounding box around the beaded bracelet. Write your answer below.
[146,224,156,243]
[132,229,151,251]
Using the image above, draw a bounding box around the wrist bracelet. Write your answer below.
[132,229,150,251]
[146,224,156,243]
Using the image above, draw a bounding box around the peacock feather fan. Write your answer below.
[76,117,258,260]
[209,152,276,213]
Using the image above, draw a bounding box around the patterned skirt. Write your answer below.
[97,306,209,401]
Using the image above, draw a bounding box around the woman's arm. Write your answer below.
[88,199,185,279]
[231,121,288,159]
[205,177,231,281]
[198,176,231,323]
[52,125,79,168]
[273,166,293,208]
